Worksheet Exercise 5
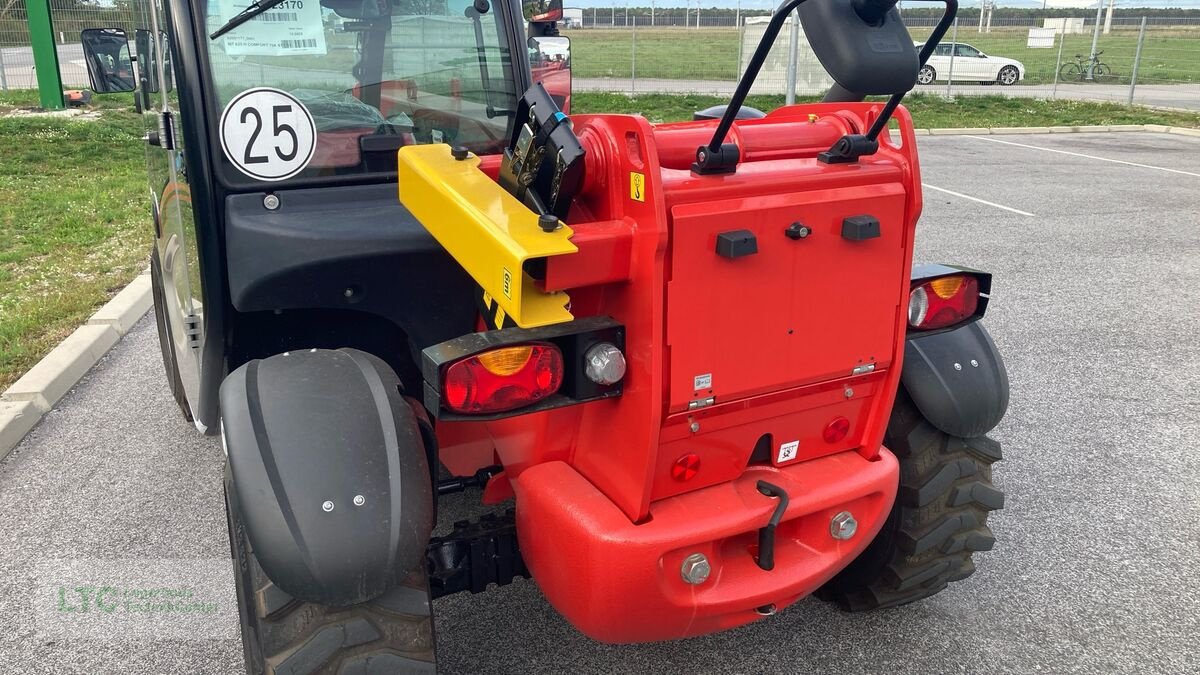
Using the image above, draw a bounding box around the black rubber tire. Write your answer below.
[149,246,193,422]
[817,391,1003,611]
[1060,63,1082,82]
[225,477,437,675]
[998,66,1019,86]
[917,65,936,85]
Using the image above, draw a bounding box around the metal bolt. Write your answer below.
[830,511,858,540]
[689,421,701,433]
[353,495,365,506]
[263,194,280,210]
[343,287,355,298]
[680,553,711,585]
[322,500,334,512]
[844,387,854,398]
[953,362,963,371]
[971,359,979,368]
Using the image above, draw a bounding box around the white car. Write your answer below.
[915,42,1025,86]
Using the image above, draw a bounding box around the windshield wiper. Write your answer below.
[210,0,289,40]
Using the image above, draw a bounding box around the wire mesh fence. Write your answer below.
[567,9,1200,110]
[1,0,151,90]
[1,2,1198,113]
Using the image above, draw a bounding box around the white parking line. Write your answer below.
[922,183,1035,217]
[966,135,1200,178]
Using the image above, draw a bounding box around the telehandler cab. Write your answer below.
[82,0,1008,671]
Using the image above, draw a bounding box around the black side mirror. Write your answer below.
[528,36,571,111]
[524,0,563,22]
[798,0,917,97]
[80,28,135,93]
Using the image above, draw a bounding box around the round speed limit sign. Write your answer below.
[219,88,316,181]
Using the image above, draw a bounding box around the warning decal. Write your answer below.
[630,172,645,202]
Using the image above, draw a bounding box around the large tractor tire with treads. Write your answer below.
[225,480,436,675]
[817,391,1004,611]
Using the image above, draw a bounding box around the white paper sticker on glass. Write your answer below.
[220,88,317,181]
[218,0,327,56]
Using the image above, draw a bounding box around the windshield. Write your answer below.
[204,0,518,183]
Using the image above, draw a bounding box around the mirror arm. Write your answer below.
[818,0,957,165]
[696,0,808,174]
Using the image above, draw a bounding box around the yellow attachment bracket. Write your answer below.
[397,144,576,328]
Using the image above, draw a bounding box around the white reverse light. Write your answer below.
[584,342,626,386]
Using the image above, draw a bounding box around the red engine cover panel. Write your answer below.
[665,181,906,411]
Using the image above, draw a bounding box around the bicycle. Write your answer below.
[1059,50,1112,82]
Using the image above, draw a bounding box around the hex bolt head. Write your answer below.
[844,387,854,398]
[953,362,963,371]
[322,500,335,513]
[689,421,701,433]
[263,194,280,210]
[830,511,858,540]
[680,553,711,585]
[970,359,979,367]
[353,495,365,507]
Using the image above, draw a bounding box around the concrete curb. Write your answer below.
[0,272,153,460]
[910,124,1199,136]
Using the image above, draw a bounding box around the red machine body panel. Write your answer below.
[435,102,925,642]
[664,181,906,410]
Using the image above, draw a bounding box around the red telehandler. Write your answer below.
[81,0,1005,670]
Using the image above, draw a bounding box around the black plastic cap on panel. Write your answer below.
[716,230,758,259]
[842,215,881,241]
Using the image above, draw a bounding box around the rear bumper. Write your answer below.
[511,448,898,643]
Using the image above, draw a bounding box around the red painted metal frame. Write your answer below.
[436,102,924,641]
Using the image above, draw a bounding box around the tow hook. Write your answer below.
[755,481,789,571]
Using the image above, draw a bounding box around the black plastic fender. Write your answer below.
[901,321,1009,439]
[219,348,433,607]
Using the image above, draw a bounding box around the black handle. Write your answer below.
[755,480,789,571]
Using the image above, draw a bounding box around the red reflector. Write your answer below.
[442,343,564,414]
[671,453,701,481]
[908,275,979,331]
[823,417,851,444]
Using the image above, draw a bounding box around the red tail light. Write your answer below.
[442,343,564,414]
[908,275,979,331]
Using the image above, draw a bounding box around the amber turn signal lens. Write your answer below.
[476,346,534,376]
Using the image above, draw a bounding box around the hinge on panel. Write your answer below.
[158,111,176,150]
[687,396,716,411]
[183,313,201,349]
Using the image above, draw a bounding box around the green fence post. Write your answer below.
[27,0,65,110]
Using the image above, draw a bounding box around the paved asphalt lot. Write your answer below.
[2,131,1199,674]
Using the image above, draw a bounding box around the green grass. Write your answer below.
[573,91,1200,128]
[0,92,151,390]
[569,27,1200,86]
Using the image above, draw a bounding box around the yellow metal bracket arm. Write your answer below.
[398,145,576,328]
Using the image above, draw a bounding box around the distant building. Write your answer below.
[563,7,583,28]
